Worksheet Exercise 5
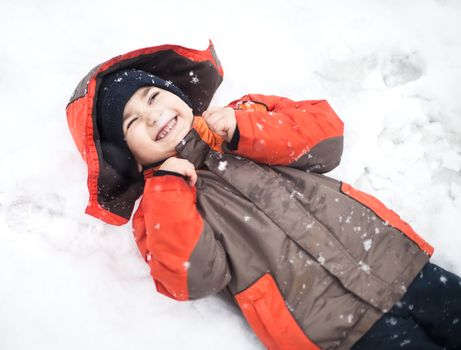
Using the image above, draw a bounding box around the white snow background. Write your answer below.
[1,0,460,349]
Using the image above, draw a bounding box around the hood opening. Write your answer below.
[66,41,223,225]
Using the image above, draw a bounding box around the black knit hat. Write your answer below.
[96,69,192,178]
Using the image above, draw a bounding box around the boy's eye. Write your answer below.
[149,91,159,105]
[126,117,138,131]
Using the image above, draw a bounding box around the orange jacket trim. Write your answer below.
[235,273,320,350]
[341,182,434,256]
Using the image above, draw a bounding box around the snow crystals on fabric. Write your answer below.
[289,190,304,199]
[305,221,314,230]
[386,317,398,326]
[189,70,199,84]
[318,253,325,265]
[339,314,354,324]
[363,239,373,251]
[400,339,411,347]
[359,261,371,273]
[218,161,228,171]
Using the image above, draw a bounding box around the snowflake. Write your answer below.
[400,339,411,346]
[256,122,264,131]
[285,301,295,312]
[305,222,314,230]
[218,161,228,171]
[318,253,325,265]
[244,215,251,222]
[183,261,191,270]
[154,223,160,230]
[290,190,304,199]
[164,80,173,87]
[440,275,448,284]
[386,317,397,326]
[358,261,371,273]
[363,239,373,251]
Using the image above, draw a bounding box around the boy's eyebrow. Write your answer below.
[122,87,152,122]
[141,86,151,100]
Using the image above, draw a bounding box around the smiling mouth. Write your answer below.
[156,116,178,141]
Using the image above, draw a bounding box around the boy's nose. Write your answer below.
[145,110,163,126]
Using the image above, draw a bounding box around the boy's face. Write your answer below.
[122,86,194,166]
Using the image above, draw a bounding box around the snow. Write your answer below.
[363,239,373,252]
[359,261,371,274]
[218,160,228,171]
[0,0,460,349]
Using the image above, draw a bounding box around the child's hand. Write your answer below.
[202,106,237,143]
[159,157,197,187]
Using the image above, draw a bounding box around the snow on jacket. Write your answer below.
[66,43,433,350]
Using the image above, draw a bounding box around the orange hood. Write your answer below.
[66,41,224,225]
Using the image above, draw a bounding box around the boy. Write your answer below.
[67,43,461,350]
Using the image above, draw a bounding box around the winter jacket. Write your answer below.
[66,43,433,350]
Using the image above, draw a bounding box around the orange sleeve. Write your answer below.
[225,94,344,172]
[139,175,230,301]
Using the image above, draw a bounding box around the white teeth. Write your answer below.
[157,117,177,140]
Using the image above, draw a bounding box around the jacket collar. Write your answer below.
[143,116,223,175]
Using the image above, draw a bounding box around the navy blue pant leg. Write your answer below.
[400,262,461,349]
[352,262,461,350]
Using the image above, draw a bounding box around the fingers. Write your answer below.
[184,160,197,187]
[186,167,198,187]
[202,106,221,119]
[159,157,197,187]
[203,108,229,136]
[182,159,197,187]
